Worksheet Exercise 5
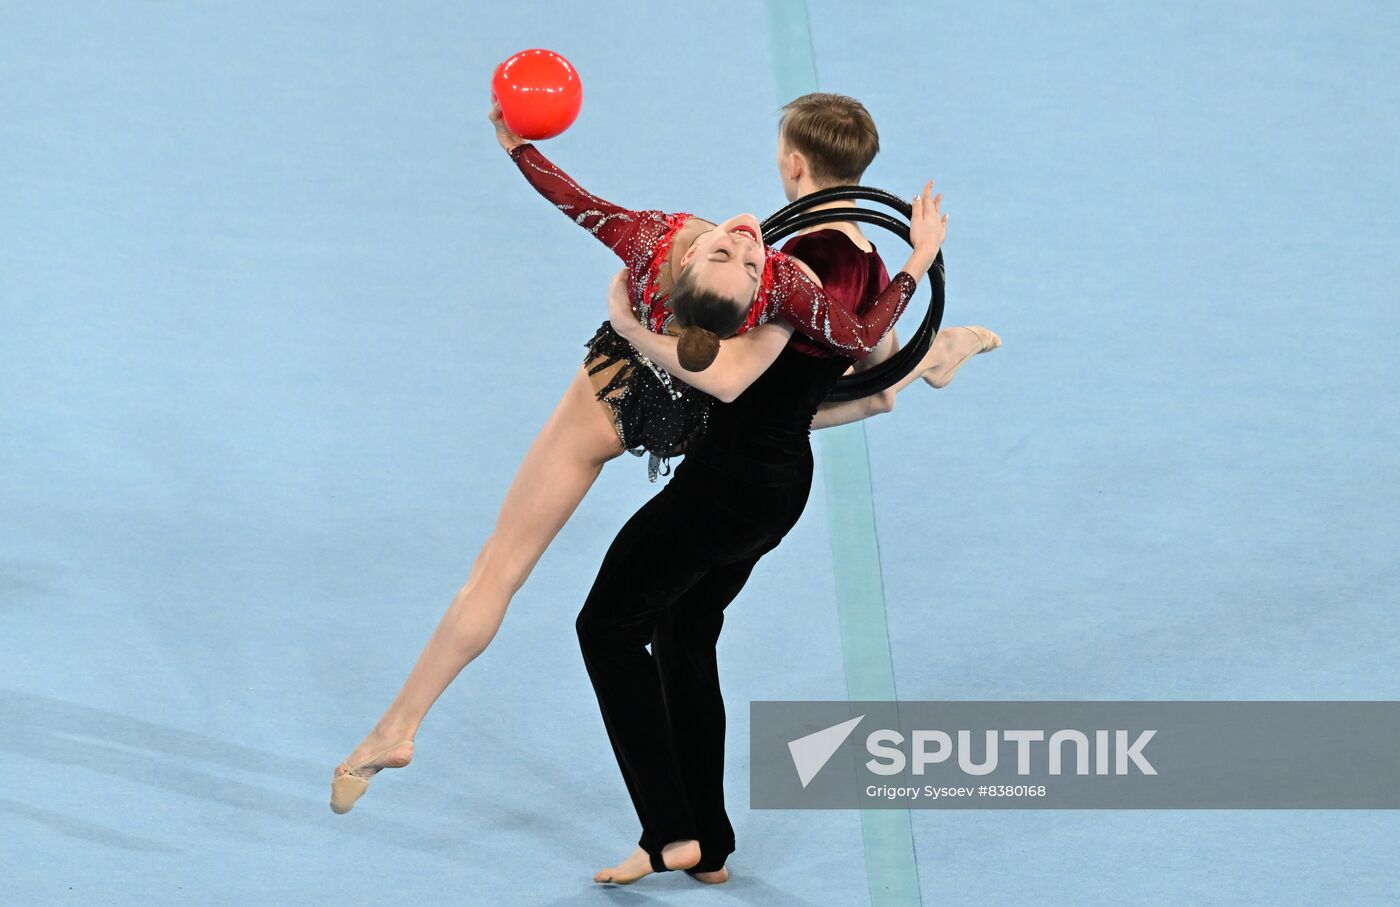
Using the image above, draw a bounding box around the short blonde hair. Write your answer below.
[779,93,880,185]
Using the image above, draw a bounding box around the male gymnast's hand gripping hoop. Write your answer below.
[761,187,946,403]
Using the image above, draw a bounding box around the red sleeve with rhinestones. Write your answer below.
[767,252,917,359]
[507,143,668,261]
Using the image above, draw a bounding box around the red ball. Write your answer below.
[491,49,582,141]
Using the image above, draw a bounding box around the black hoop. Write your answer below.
[762,187,945,402]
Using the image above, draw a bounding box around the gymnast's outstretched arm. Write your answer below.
[491,102,665,260]
[808,330,908,428]
[809,332,900,427]
[606,270,794,403]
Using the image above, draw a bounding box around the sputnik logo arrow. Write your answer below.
[787,715,865,788]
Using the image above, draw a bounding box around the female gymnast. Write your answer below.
[329,104,969,816]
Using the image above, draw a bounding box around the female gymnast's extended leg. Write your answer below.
[331,365,624,810]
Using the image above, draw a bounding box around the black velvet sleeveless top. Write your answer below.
[689,347,853,467]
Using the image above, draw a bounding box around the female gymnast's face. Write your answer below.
[679,213,766,306]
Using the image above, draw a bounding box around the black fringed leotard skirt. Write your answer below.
[583,320,714,481]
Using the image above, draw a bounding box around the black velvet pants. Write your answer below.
[575,445,813,873]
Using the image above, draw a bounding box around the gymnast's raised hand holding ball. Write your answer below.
[488,100,528,153]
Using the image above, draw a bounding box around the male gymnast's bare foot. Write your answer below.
[922,325,1001,388]
[690,866,730,884]
[593,840,702,885]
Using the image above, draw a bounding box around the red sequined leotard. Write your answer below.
[507,143,917,357]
